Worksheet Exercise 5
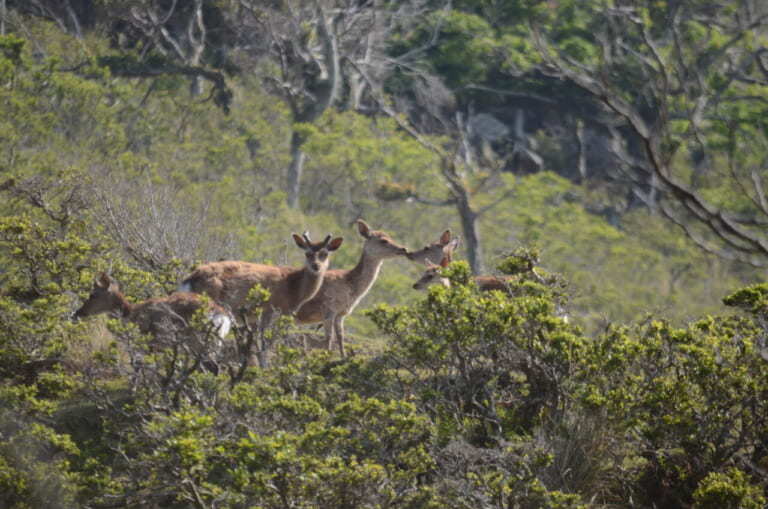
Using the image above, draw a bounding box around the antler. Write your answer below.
[302,230,312,243]
[322,234,331,246]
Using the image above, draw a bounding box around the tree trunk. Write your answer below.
[456,196,483,274]
[283,6,342,208]
[286,131,306,209]
[576,118,587,182]
[189,75,203,97]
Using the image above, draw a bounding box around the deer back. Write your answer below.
[181,261,315,315]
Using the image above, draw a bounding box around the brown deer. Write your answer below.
[178,233,343,320]
[412,256,515,293]
[406,229,460,266]
[178,233,343,366]
[74,273,233,339]
[295,219,409,357]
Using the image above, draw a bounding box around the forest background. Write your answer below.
[2,1,768,508]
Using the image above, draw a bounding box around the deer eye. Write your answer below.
[318,252,328,260]
[305,252,313,258]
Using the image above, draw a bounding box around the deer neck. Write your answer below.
[114,292,134,318]
[292,267,325,310]
[346,250,384,301]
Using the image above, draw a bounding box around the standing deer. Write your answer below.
[74,273,233,339]
[295,219,409,357]
[178,232,343,366]
[406,229,460,265]
[179,233,343,319]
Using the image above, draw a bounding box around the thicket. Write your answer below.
[2,203,767,506]
[1,3,768,507]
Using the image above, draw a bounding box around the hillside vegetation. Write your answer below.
[2,2,768,507]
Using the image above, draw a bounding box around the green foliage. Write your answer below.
[0,416,81,509]
[576,316,768,506]
[693,468,766,509]
[723,283,768,316]
[482,172,749,329]
[370,258,576,439]
[1,8,768,508]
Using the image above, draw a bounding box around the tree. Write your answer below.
[359,61,512,274]
[526,0,768,266]
[229,0,418,209]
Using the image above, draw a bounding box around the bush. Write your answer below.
[693,468,766,509]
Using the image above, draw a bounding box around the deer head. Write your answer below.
[74,273,127,318]
[406,229,460,265]
[356,219,408,259]
[292,231,344,273]
[412,256,450,290]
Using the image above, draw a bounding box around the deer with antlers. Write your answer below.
[178,232,343,366]
[74,273,233,340]
[179,232,343,319]
[295,220,409,357]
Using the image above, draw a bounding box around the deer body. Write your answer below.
[179,234,343,368]
[74,274,232,339]
[473,275,515,293]
[178,234,343,321]
[413,256,570,323]
[180,261,320,318]
[295,220,408,356]
[411,257,514,293]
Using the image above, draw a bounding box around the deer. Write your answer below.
[411,256,516,293]
[177,232,343,366]
[294,219,409,357]
[412,256,571,323]
[406,229,460,266]
[74,273,233,340]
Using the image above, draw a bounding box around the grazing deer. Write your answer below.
[295,220,409,357]
[74,273,232,339]
[411,256,515,293]
[406,229,460,266]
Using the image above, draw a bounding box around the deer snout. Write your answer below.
[412,282,421,289]
[311,262,321,272]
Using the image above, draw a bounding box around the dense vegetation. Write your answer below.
[1,1,768,507]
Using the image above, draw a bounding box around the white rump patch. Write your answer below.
[211,313,232,339]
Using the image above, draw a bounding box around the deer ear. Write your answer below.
[356,219,370,238]
[327,237,344,251]
[445,237,460,252]
[439,230,451,245]
[292,233,307,248]
[439,256,450,268]
[97,272,112,288]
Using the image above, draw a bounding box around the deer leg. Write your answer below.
[323,313,335,351]
[256,308,274,368]
[334,315,346,357]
